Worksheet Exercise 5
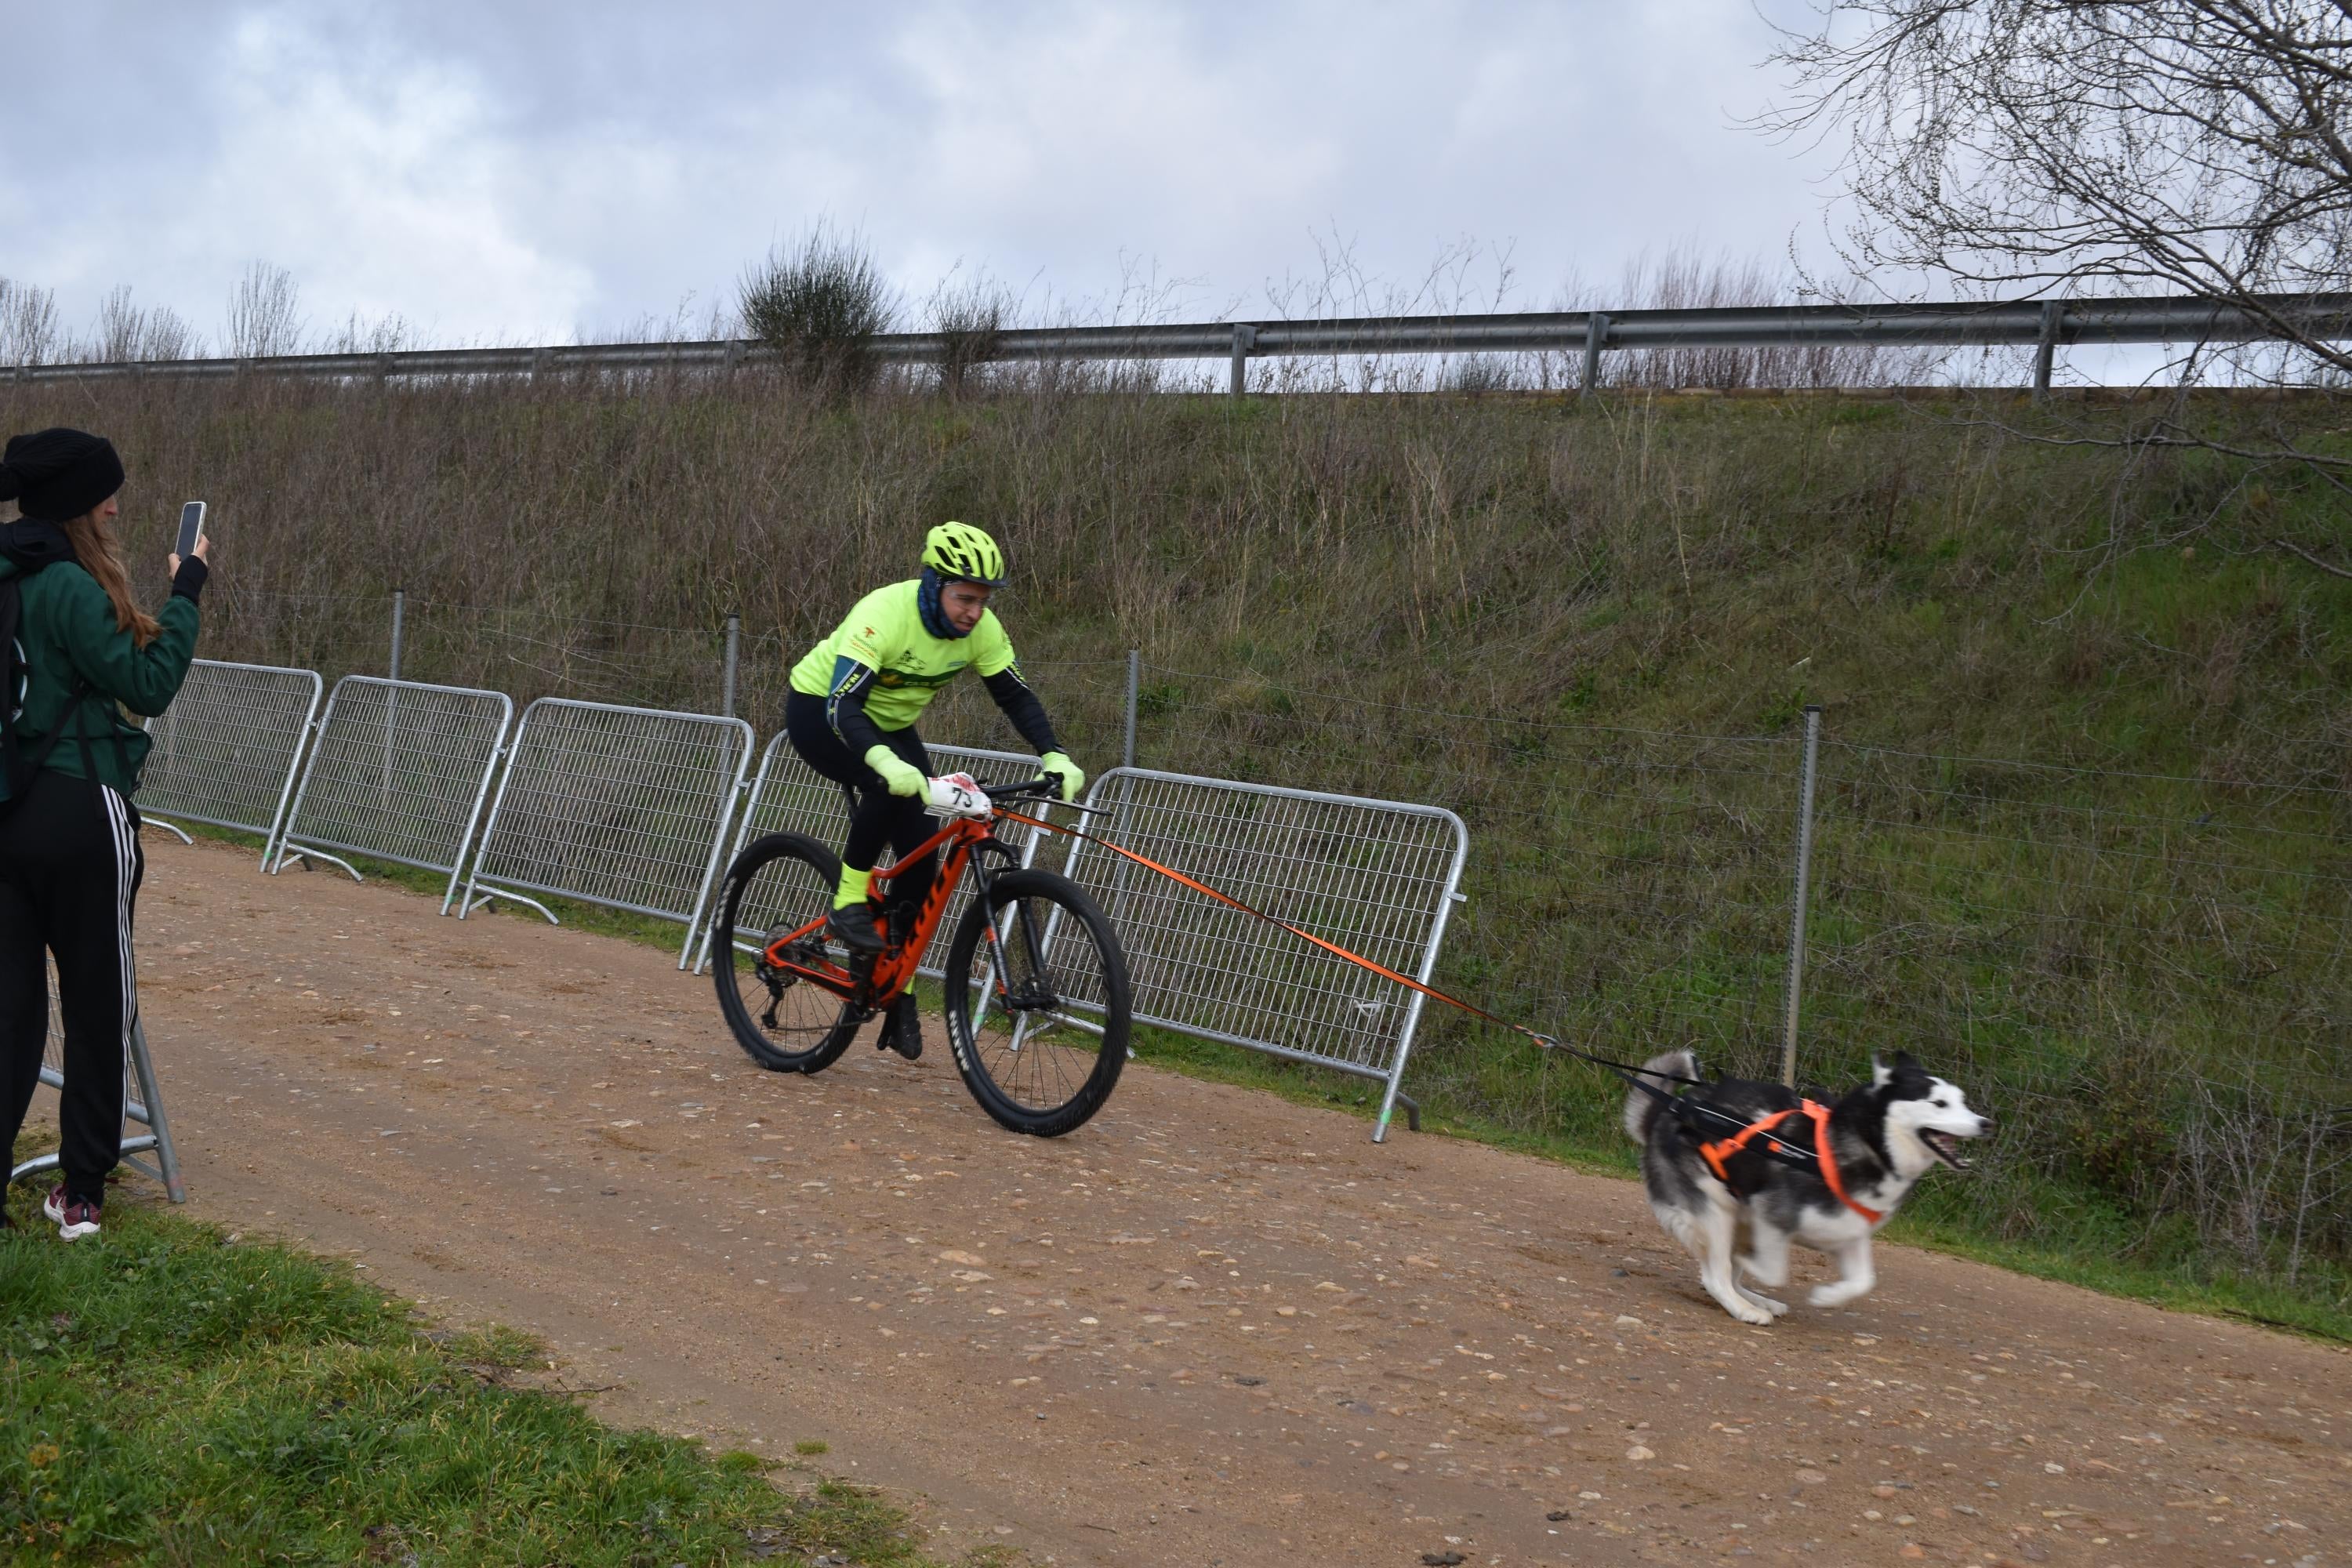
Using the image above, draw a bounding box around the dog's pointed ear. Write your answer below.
[1872,1056,1893,1088]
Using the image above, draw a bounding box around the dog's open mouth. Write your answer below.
[1920,1129,1974,1170]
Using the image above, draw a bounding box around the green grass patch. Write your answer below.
[0,1184,958,1566]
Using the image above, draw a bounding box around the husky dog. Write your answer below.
[1624,1050,1990,1325]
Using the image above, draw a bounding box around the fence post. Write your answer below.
[388,588,405,681]
[2033,300,2063,401]
[721,612,741,718]
[1580,312,1609,398]
[1123,649,1141,770]
[1229,325,1258,396]
[1780,704,1824,1087]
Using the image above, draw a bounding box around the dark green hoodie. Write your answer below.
[0,519,200,798]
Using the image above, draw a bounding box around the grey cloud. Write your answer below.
[8,1,1846,349]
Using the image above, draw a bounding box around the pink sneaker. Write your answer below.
[42,1186,100,1241]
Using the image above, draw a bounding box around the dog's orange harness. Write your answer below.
[1697,1102,1883,1224]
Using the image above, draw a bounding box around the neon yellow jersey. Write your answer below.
[788,579,1019,731]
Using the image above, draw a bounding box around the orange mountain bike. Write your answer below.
[710,776,1132,1137]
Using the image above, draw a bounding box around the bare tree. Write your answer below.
[1762,2,2350,354]
[88,286,201,362]
[1759,0,2352,562]
[925,264,1014,397]
[224,260,307,358]
[0,277,64,366]
[322,310,414,355]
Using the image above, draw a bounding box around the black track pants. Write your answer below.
[0,770,143,1205]
[782,691,938,917]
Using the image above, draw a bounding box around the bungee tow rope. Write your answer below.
[996,803,1830,1175]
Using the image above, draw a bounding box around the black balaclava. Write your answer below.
[916,565,975,640]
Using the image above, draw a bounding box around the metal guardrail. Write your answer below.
[269,676,514,912]
[136,659,322,855]
[1057,767,1471,1142]
[10,293,2347,397]
[459,698,754,967]
[690,734,1047,977]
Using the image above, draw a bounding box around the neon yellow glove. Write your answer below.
[1040,751,1084,803]
[864,746,926,798]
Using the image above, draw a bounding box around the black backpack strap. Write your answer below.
[64,681,100,789]
[0,674,91,816]
[55,681,134,796]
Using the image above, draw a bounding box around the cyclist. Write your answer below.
[784,521,1082,1059]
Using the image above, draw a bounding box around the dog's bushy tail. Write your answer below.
[1622,1049,1699,1144]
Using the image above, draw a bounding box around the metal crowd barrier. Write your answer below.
[459,699,754,967]
[9,961,183,1202]
[1058,768,1470,1142]
[690,733,1045,976]
[136,658,323,854]
[120,656,1477,1149]
[269,676,515,912]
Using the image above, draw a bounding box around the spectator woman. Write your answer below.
[0,428,206,1240]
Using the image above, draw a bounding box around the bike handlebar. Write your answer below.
[985,776,1065,802]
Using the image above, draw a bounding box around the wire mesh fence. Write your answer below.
[1124,662,1803,1132]
[692,734,1048,976]
[1054,767,1468,1136]
[1801,740,2352,1271]
[270,677,514,910]
[136,659,321,845]
[198,590,1139,759]
[1120,658,2351,1283]
[460,699,753,964]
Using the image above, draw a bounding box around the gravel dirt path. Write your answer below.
[64,836,2350,1566]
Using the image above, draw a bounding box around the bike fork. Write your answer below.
[970,857,1038,1055]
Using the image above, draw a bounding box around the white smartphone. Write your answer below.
[176,501,205,559]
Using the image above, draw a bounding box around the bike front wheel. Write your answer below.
[713,833,866,1074]
[942,869,1131,1136]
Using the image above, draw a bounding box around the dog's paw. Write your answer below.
[1742,1290,1789,1316]
[1809,1283,1869,1308]
[1726,1300,1776,1326]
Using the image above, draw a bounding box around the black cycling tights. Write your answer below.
[783,691,938,916]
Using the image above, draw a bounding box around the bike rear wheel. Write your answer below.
[713,833,866,1074]
[943,869,1131,1136]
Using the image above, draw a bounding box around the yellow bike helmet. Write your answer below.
[922,521,1007,586]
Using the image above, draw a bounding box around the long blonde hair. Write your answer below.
[59,510,162,648]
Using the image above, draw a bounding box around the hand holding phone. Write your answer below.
[174,501,206,561]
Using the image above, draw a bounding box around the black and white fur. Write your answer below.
[1624,1050,1990,1325]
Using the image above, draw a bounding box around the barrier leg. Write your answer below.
[127,1018,185,1202]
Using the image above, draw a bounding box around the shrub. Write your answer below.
[739,222,898,394]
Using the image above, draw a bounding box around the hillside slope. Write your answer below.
[6,376,2346,1322]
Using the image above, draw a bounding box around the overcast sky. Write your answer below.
[4,1,1878,350]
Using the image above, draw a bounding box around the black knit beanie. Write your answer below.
[0,427,125,521]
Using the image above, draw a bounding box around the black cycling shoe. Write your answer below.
[828,902,887,956]
[879,994,923,1061]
